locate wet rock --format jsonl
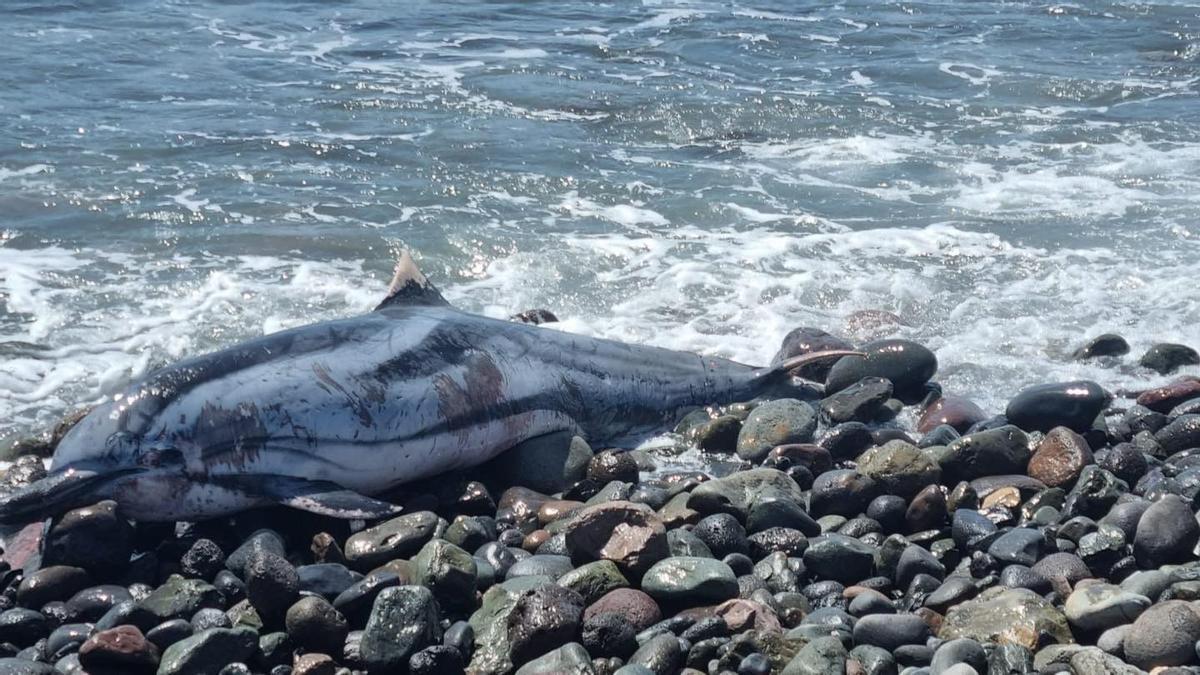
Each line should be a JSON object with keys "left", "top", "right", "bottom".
{"left": 244, "top": 552, "right": 298, "bottom": 625}
{"left": 15, "top": 566, "right": 91, "bottom": 610}
{"left": 809, "top": 470, "right": 878, "bottom": 518}
{"left": 514, "top": 642, "right": 596, "bottom": 675}
{"left": 1154, "top": 414, "right": 1200, "bottom": 455}
{"left": 855, "top": 440, "right": 940, "bottom": 499}
{"left": 583, "top": 589, "right": 661, "bottom": 631}
{"left": 626, "top": 633, "right": 682, "bottom": 675}
{"left": 1122, "top": 600, "right": 1200, "bottom": 669}
{"left": 690, "top": 415, "right": 742, "bottom": 454}
{"left": 468, "top": 577, "right": 551, "bottom": 675}
{"left": 781, "top": 635, "right": 847, "bottom": 675}
{"left": 1137, "top": 378, "right": 1200, "bottom": 413}
{"left": 918, "top": 395, "right": 988, "bottom": 435}
{"left": 820, "top": 377, "right": 893, "bottom": 424}
{"left": 78, "top": 625, "right": 159, "bottom": 674}
{"left": 641, "top": 557, "right": 738, "bottom": 607}
{"left": 156, "top": 627, "right": 257, "bottom": 675}
{"left": 588, "top": 450, "right": 639, "bottom": 485}
{"left": 0, "top": 609, "right": 49, "bottom": 647}
{"left": 940, "top": 426, "right": 1031, "bottom": 483}
{"left": 1133, "top": 494, "right": 1200, "bottom": 567}
{"left": 1140, "top": 343, "right": 1200, "bottom": 375}
{"left": 1027, "top": 427, "right": 1093, "bottom": 488}
{"left": 223, "top": 529, "right": 285, "bottom": 577}
{"left": 562, "top": 501, "right": 669, "bottom": 580}
{"left": 333, "top": 571, "right": 401, "bottom": 626}
{"left": 1073, "top": 334, "right": 1130, "bottom": 360}
{"left": 736, "top": 399, "right": 818, "bottom": 462}
{"left": 1098, "top": 443, "right": 1149, "bottom": 485}
{"left": 360, "top": 586, "right": 440, "bottom": 674}
{"left": 803, "top": 535, "right": 876, "bottom": 585}
{"left": 42, "top": 501, "right": 134, "bottom": 576}
{"left": 508, "top": 554, "right": 573, "bottom": 580}
{"left": 987, "top": 528, "right": 1046, "bottom": 567}
{"left": 581, "top": 611, "right": 638, "bottom": 659}
{"left": 556, "top": 561, "right": 629, "bottom": 606}
{"left": 1030, "top": 552, "right": 1090, "bottom": 588}
{"left": 688, "top": 468, "right": 805, "bottom": 520}
{"left": 145, "top": 620, "right": 192, "bottom": 652}
{"left": 507, "top": 584, "right": 585, "bottom": 666}
{"left": 852, "top": 613, "right": 931, "bottom": 651}
{"left": 285, "top": 595, "right": 348, "bottom": 655}
{"left": 1063, "top": 582, "right": 1150, "bottom": 632}
{"left": 138, "top": 574, "right": 223, "bottom": 623}
{"left": 692, "top": 513, "right": 749, "bottom": 558}
{"left": 939, "top": 587, "right": 1072, "bottom": 650}
{"left": 343, "top": 511, "right": 439, "bottom": 571}
{"left": 824, "top": 339, "right": 938, "bottom": 398}
{"left": 412, "top": 539, "right": 477, "bottom": 611}
{"left": 181, "top": 539, "right": 226, "bottom": 581}
{"left": 296, "top": 563, "right": 360, "bottom": 601}
{"left": 1005, "top": 381, "right": 1110, "bottom": 433}
{"left": 906, "top": 484, "right": 948, "bottom": 532}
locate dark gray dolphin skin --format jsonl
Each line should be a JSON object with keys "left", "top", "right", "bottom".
{"left": 0, "top": 253, "right": 855, "bottom": 523}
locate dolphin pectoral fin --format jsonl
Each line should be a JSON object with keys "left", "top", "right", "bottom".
{"left": 375, "top": 250, "right": 450, "bottom": 310}
{"left": 777, "top": 349, "right": 864, "bottom": 379}
{"left": 247, "top": 476, "right": 403, "bottom": 519}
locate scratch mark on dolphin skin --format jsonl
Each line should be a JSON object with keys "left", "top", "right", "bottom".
{"left": 312, "top": 363, "right": 374, "bottom": 427}
{"left": 196, "top": 402, "right": 269, "bottom": 471}
{"left": 433, "top": 351, "right": 509, "bottom": 449}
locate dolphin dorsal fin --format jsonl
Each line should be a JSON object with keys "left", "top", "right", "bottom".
{"left": 375, "top": 250, "right": 450, "bottom": 310}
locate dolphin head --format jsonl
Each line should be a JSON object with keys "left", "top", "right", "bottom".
{"left": 0, "top": 395, "right": 192, "bottom": 524}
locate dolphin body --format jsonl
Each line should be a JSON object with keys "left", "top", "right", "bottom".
{"left": 0, "top": 254, "right": 852, "bottom": 523}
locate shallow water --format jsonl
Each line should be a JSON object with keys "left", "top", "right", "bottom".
{"left": 2, "top": 0, "right": 1200, "bottom": 447}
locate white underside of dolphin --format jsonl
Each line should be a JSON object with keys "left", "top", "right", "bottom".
{"left": 0, "top": 252, "right": 856, "bottom": 523}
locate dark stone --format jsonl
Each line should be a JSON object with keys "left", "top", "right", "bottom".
{"left": 181, "top": 539, "right": 226, "bottom": 581}
{"left": 693, "top": 514, "right": 749, "bottom": 559}
{"left": 343, "top": 512, "right": 440, "bottom": 571}
{"left": 820, "top": 377, "right": 893, "bottom": 424}
{"left": 803, "top": 535, "right": 876, "bottom": 585}
{"left": 359, "top": 586, "right": 440, "bottom": 673}
{"left": 285, "top": 595, "right": 348, "bottom": 655}
{"left": 587, "top": 450, "right": 639, "bottom": 485}
{"left": 1123, "top": 600, "right": 1200, "bottom": 669}
{"left": 296, "top": 563, "right": 361, "bottom": 601}
{"left": 64, "top": 586, "right": 131, "bottom": 623}
{"left": 852, "top": 613, "right": 931, "bottom": 651}
{"left": 1134, "top": 495, "right": 1200, "bottom": 567}
{"left": 918, "top": 396, "right": 987, "bottom": 434}
{"left": 145, "top": 620, "right": 193, "bottom": 652}
{"left": 332, "top": 571, "right": 400, "bottom": 626}
{"left": 819, "top": 422, "right": 875, "bottom": 461}
{"left": 507, "top": 585, "right": 585, "bottom": 667}
{"left": 243, "top": 552, "right": 298, "bottom": 625}
{"left": 1005, "top": 381, "right": 1110, "bottom": 433}
{"left": 156, "top": 627, "right": 257, "bottom": 675}
{"left": 581, "top": 611, "right": 639, "bottom": 658}
{"left": 42, "top": 501, "right": 134, "bottom": 577}
{"left": 824, "top": 339, "right": 938, "bottom": 398}
{"left": 809, "top": 470, "right": 877, "bottom": 518}
{"left": 1098, "top": 443, "right": 1149, "bottom": 485}
{"left": 1155, "top": 415, "right": 1200, "bottom": 456}
{"left": 1073, "top": 334, "right": 1130, "bottom": 360}
{"left": 1140, "top": 343, "right": 1200, "bottom": 375}
{"left": 224, "top": 529, "right": 286, "bottom": 577}
{"left": 771, "top": 327, "right": 855, "bottom": 381}
{"left": 190, "top": 608, "right": 231, "bottom": 632}
{"left": 15, "top": 567, "right": 91, "bottom": 610}
{"left": 940, "top": 426, "right": 1031, "bottom": 483}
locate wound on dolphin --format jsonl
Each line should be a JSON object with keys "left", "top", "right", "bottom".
{"left": 0, "top": 251, "right": 858, "bottom": 524}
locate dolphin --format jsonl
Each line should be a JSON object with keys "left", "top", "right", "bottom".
{"left": 0, "top": 253, "right": 855, "bottom": 523}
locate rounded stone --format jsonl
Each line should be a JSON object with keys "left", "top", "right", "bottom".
{"left": 824, "top": 339, "right": 938, "bottom": 398}
{"left": 583, "top": 588, "right": 662, "bottom": 631}
{"left": 735, "top": 399, "right": 818, "bottom": 462}
{"left": 1123, "top": 600, "right": 1200, "bottom": 670}
{"left": 1133, "top": 495, "right": 1200, "bottom": 567}
{"left": 284, "top": 595, "right": 348, "bottom": 655}
{"left": 1073, "top": 334, "right": 1130, "bottom": 360}
{"left": 692, "top": 514, "right": 749, "bottom": 559}
{"left": 852, "top": 613, "right": 931, "bottom": 651}
{"left": 1027, "top": 427, "right": 1093, "bottom": 488}
{"left": 1005, "top": 381, "right": 1110, "bottom": 433}
{"left": 641, "top": 557, "right": 738, "bottom": 607}
{"left": 1140, "top": 343, "right": 1200, "bottom": 375}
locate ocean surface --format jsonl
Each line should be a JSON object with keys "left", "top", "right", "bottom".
{"left": 2, "top": 0, "right": 1199, "bottom": 449}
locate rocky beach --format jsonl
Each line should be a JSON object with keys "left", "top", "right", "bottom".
{"left": 1, "top": 331, "right": 1200, "bottom": 674}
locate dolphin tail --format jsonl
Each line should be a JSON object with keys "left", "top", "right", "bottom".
{"left": 776, "top": 349, "right": 863, "bottom": 382}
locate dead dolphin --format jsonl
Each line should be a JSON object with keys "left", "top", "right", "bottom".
{"left": 0, "top": 253, "right": 855, "bottom": 523}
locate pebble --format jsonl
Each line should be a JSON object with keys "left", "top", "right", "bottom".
{"left": 820, "top": 377, "right": 893, "bottom": 424}
{"left": 641, "top": 557, "right": 738, "bottom": 606}
{"left": 735, "top": 399, "right": 818, "bottom": 462}
{"left": 1073, "top": 334, "right": 1131, "bottom": 360}
{"left": 1027, "top": 426, "right": 1094, "bottom": 488}
{"left": 584, "top": 588, "right": 662, "bottom": 631}
{"left": 284, "top": 595, "right": 348, "bottom": 655}
{"left": 15, "top": 566, "right": 91, "bottom": 609}
{"left": 1063, "top": 582, "right": 1151, "bottom": 632}
{"left": 852, "top": 612, "right": 930, "bottom": 651}
{"left": 1005, "top": 380, "right": 1110, "bottom": 433}
{"left": 939, "top": 587, "right": 1072, "bottom": 650}
{"left": 1122, "top": 600, "right": 1200, "bottom": 670}
{"left": 940, "top": 426, "right": 1031, "bottom": 483}
{"left": 562, "top": 501, "right": 669, "bottom": 579}
{"left": 41, "top": 501, "right": 134, "bottom": 576}
{"left": 1139, "top": 343, "right": 1200, "bottom": 374}
{"left": 156, "top": 627, "right": 257, "bottom": 675}
{"left": 1133, "top": 495, "right": 1200, "bottom": 567}
{"left": 823, "top": 339, "right": 938, "bottom": 398}
{"left": 507, "top": 584, "right": 585, "bottom": 666}
{"left": 78, "top": 625, "right": 160, "bottom": 674}
{"left": 803, "top": 534, "right": 876, "bottom": 585}
{"left": 360, "top": 586, "right": 441, "bottom": 673}
{"left": 243, "top": 552, "right": 299, "bottom": 625}
{"left": 855, "top": 439, "right": 941, "bottom": 499}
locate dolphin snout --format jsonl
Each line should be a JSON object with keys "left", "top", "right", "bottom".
{"left": 0, "top": 464, "right": 137, "bottom": 525}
